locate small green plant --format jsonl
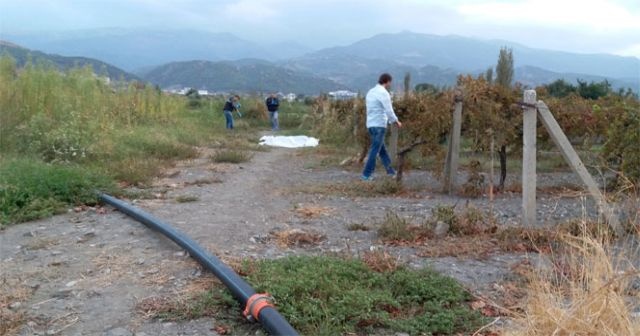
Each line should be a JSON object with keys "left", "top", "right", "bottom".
{"left": 433, "top": 205, "right": 458, "bottom": 227}
{"left": 211, "top": 150, "right": 252, "bottom": 164}
{"left": 377, "top": 211, "right": 413, "bottom": 241}
{"left": 175, "top": 195, "right": 199, "bottom": 203}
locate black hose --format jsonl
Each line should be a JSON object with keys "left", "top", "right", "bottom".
{"left": 98, "top": 193, "right": 299, "bottom": 336}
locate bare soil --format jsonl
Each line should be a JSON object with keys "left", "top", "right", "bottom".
{"left": 0, "top": 142, "right": 606, "bottom": 335}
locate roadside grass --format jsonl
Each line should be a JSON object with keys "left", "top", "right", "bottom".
{"left": 175, "top": 195, "right": 199, "bottom": 203}
{"left": 297, "top": 178, "right": 403, "bottom": 197}
{"left": 0, "top": 158, "right": 116, "bottom": 226}
{"left": 138, "top": 256, "right": 486, "bottom": 336}
{"left": 211, "top": 149, "right": 252, "bottom": 164}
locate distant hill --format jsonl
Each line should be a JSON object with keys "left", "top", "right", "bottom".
{"left": 0, "top": 40, "right": 138, "bottom": 81}
{"left": 142, "top": 59, "right": 346, "bottom": 94}
{"left": 4, "top": 29, "right": 314, "bottom": 71}
{"left": 334, "top": 64, "right": 639, "bottom": 93}
{"left": 515, "top": 66, "right": 639, "bottom": 91}
{"left": 290, "top": 31, "right": 639, "bottom": 80}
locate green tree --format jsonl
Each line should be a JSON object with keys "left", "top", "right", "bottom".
{"left": 496, "top": 47, "right": 514, "bottom": 88}
{"left": 494, "top": 47, "right": 515, "bottom": 189}
{"left": 577, "top": 79, "right": 611, "bottom": 100}
{"left": 414, "top": 83, "right": 440, "bottom": 95}
{"left": 484, "top": 67, "right": 494, "bottom": 83}
{"left": 403, "top": 72, "right": 411, "bottom": 99}
{"left": 545, "top": 79, "right": 577, "bottom": 98}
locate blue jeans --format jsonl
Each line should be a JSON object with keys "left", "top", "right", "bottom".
{"left": 362, "top": 127, "right": 395, "bottom": 178}
{"left": 269, "top": 111, "right": 279, "bottom": 131}
{"left": 224, "top": 110, "right": 234, "bottom": 129}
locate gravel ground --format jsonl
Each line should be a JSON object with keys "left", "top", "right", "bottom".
{"left": 0, "top": 142, "right": 615, "bottom": 335}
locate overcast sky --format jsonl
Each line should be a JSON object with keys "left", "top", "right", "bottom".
{"left": 1, "top": 0, "right": 639, "bottom": 57}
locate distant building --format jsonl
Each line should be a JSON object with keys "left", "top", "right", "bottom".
{"left": 284, "top": 93, "right": 297, "bottom": 102}
{"left": 328, "top": 90, "right": 358, "bottom": 100}
{"left": 197, "top": 89, "right": 209, "bottom": 96}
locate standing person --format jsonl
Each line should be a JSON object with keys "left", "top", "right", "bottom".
{"left": 361, "top": 73, "right": 402, "bottom": 181}
{"left": 265, "top": 93, "right": 280, "bottom": 131}
{"left": 223, "top": 95, "right": 241, "bottom": 130}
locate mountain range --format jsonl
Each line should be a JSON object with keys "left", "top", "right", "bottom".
{"left": 143, "top": 60, "right": 345, "bottom": 94}
{"left": 3, "top": 28, "right": 313, "bottom": 71}
{"left": 0, "top": 40, "right": 138, "bottom": 81}
{"left": 2, "top": 29, "right": 638, "bottom": 94}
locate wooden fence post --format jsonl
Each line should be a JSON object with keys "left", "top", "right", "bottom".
{"left": 388, "top": 123, "right": 398, "bottom": 166}
{"left": 522, "top": 90, "right": 537, "bottom": 227}
{"left": 536, "top": 101, "right": 622, "bottom": 235}
{"left": 443, "top": 90, "right": 463, "bottom": 194}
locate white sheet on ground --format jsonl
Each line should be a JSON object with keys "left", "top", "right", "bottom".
{"left": 259, "top": 135, "right": 319, "bottom": 148}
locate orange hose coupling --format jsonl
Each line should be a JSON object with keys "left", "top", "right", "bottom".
{"left": 243, "top": 293, "right": 275, "bottom": 322}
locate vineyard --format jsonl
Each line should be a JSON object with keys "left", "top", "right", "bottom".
{"left": 312, "top": 74, "right": 640, "bottom": 191}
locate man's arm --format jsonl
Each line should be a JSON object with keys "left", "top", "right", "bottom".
{"left": 381, "top": 91, "right": 400, "bottom": 126}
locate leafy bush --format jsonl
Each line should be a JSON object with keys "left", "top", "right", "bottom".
{"left": 604, "top": 103, "right": 640, "bottom": 186}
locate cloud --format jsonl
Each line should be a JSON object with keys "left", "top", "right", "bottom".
{"left": 456, "top": 0, "right": 640, "bottom": 32}
{"left": 224, "top": 0, "right": 279, "bottom": 23}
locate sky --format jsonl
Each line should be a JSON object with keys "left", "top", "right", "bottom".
{"left": 0, "top": 0, "right": 639, "bottom": 58}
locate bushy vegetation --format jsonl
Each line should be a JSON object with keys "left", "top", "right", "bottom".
{"left": 0, "top": 55, "right": 314, "bottom": 225}
{"left": 242, "top": 256, "right": 485, "bottom": 335}
{"left": 0, "top": 57, "right": 209, "bottom": 224}
{"left": 140, "top": 256, "right": 485, "bottom": 335}
{"left": 0, "top": 159, "right": 115, "bottom": 224}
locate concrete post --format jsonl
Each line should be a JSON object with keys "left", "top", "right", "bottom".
{"left": 522, "top": 90, "right": 537, "bottom": 227}
{"left": 536, "top": 101, "right": 622, "bottom": 235}
{"left": 443, "top": 90, "right": 463, "bottom": 194}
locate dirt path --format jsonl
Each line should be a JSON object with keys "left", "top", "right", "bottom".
{"left": 1, "top": 141, "right": 600, "bottom": 335}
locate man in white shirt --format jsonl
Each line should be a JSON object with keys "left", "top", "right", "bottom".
{"left": 361, "top": 73, "right": 402, "bottom": 180}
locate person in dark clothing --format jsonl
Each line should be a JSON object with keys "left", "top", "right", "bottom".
{"left": 223, "top": 95, "right": 241, "bottom": 129}
{"left": 265, "top": 93, "right": 280, "bottom": 131}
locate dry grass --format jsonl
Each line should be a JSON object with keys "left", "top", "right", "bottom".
{"left": 184, "top": 177, "right": 223, "bottom": 186}
{"left": 136, "top": 274, "right": 223, "bottom": 321}
{"left": 296, "top": 178, "right": 404, "bottom": 197}
{"left": 346, "top": 223, "right": 370, "bottom": 231}
{"left": 271, "top": 228, "right": 326, "bottom": 248}
{"left": 418, "top": 236, "right": 499, "bottom": 258}
{"left": 294, "top": 205, "right": 333, "bottom": 218}
{"left": 90, "top": 251, "right": 137, "bottom": 287}
{"left": 361, "top": 250, "right": 400, "bottom": 272}
{"left": 506, "top": 233, "right": 640, "bottom": 336}
{"left": 0, "top": 279, "right": 34, "bottom": 335}
{"left": 210, "top": 150, "right": 252, "bottom": 164}
{"left": 23, "top": 237, "right": 59, "bottom": 250}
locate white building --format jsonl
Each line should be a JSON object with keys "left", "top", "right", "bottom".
{"left": 328, "top": 90, "right": 358, "bottom": 100}
{"left": 284, "top": 93, "right": 297, "bottom": 102}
